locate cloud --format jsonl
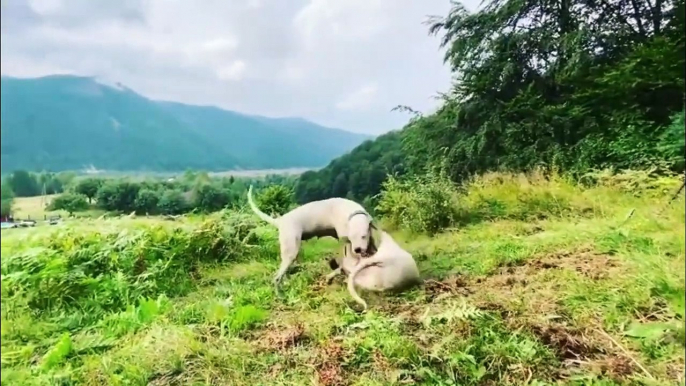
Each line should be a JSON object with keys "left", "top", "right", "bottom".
{"left": 336, "top": 83, "right": 379, "bottom": 111}
{"left": 0, "top": 0, "right": 478, "bottom": 134}
{"left": 217, "top": 60, "right": 247, "bottom": 81}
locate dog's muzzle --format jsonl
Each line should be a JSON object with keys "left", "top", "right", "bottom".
{"left": 356, "top": 248, "right": 371, "bottom": 258}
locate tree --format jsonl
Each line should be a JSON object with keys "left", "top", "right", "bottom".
{"left": 294, "top": 0, "right": 684, "bottom": 202}
{"left": 193, "top": 183, "right": 231, "bottom": 212}
{"left": 48, "top": 193, "right": 89, "bottom": 215}
{"left": 56, "top": 171, "right": 77, "bottom": 190}
{"left": 158, "top": 190, "right": 188, "bottom": 215}
{"left": 293, "top": 131, "right": 406, "bottom": 203}
{"left": 255, "top": 185, "right": 294, "bottom": 216}
{"left": 331, "top": 173, "right": 348, "bottom": 198}
{"left": 1, "top": 183, "right": 14, "bottom": 218}
{"left": 6, "top": 170, "right": 40, "bottom": 197}
{"left": 74, "top": 178, "right": 103, "bottom": 203}
{"left": 134, "top": 189, "right": 160, "bottom": 214}
{"left": 95, "top": 181, "right": 140, "bottom": 212}
{"left": 36, "top": 172, "right": 64, "bottom": 195}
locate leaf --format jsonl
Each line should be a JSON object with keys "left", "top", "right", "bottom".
{"left": 41, "top": 333, "right": 73, "bottom": 370}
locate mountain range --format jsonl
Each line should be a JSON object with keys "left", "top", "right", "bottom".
{"left": 0, "top": 75, "right": 371, "bottom": 173}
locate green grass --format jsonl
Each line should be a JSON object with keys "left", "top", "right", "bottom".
{"left": 1, "top": 171, "right": 684, "bottom": 385}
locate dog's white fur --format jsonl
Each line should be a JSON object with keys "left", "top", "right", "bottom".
{"left": 247, "top": 185, "right": 374, "bottom": 291}
{"left": 334, "top": 231, "right": 421, "bottom": 310}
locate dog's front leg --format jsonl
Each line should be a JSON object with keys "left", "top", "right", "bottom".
{"left": 325, "top": 267, "right": 342, "bottom": 284}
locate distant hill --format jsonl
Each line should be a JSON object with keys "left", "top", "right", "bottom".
{"left": 0, "top": 75, "right": 371, "bottom": 173}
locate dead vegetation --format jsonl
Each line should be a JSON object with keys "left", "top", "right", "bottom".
{"left": 256, "top": 322, "right": 308, "bottom": 352}
{"left": 373, "top": 246, "right": 656, "bottom": 382}
{"left": 315, "top": 341, "right": 348, "bottom": 386}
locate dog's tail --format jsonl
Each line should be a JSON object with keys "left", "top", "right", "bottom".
{"left": 347, "top": 257, "right": 382, "bottom": 311}
{"left": 247, "top": 185, "right": 278, "bottom": 226}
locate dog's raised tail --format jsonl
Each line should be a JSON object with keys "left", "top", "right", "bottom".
{"left": 247, "top": 185, "right": 278, "bottom": 226}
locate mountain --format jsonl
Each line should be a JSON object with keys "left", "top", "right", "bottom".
{"left": 0, "top": 75, "right": 371, "bottom": 173}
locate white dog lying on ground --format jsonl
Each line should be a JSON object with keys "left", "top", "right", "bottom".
{"left": 327, "top": 230, "right": 421, "bottom": 310}
{"left": 247, "top": 185, "right": 376, "bottom": 293}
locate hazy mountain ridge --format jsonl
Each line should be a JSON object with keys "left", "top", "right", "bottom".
{"left": 0, "top": 75, "right": 371, "bottom": 173}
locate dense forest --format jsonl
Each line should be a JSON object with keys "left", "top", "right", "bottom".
{"left": 295, "top": 0, "right": 685, "bottom": 204}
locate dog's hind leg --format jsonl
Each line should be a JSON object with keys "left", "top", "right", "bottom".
{"left": 273, "top": 232, "right": 301, "bottom": 293}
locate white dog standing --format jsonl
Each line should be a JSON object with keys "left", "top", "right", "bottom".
{"left": 330, "top": 230, "right": 421, "bottom": 310}
{"left": 247, "top": 185, "right": 375, "bottom": 292}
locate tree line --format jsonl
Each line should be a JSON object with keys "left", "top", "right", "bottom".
{"left": 1, "top": 170, "right": 72, "bottom": 218}
{"left": 1, "top": 170, "right": 297, "bottom": 218}
{"left": 2, "top": 170, "right": 71, "bottom": 197}
{"left": 294, "top": 0, "right": 685, "bottom": 204}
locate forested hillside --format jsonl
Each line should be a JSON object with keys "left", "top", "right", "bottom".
{"left": 295, "top": 0, "right": 685, "bottom": 204}
{"left": 0, "top": 76, "right": 370, "bottom": 173}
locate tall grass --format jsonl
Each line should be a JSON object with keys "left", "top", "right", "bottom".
{"left": 377, "top": 168, "right": 684, "bottom": 234}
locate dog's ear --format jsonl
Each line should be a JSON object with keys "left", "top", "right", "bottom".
{"left": 368, "top": 229, "right": 379, "bottom": 255}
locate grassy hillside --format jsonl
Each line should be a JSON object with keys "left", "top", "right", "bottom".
{"left": 0, "top": 75, "right": 370, "bottom": 173}
{"left": 2, "top": 171, "right": 683, "bottom": 385}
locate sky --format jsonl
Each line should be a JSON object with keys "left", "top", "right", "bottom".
{"left": 0, "top": 0, "right": 470, "bottom": 135}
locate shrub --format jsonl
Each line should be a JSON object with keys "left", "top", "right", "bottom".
{"left": 48, "top": 193, "right": 89, "bottom": 215}
{"left": 1, "top": 217, "right": 275, "bottom": 319}
{"left": 193, "top": 183, "right": 231, "bottom": 212}
{"left": 255, "top": 184, "right": 295, "bottom": 216}
{"left": 1, "top": 183, "right": 14, "bottom": 217}
{"left": 158, "top": 190, "right": 189, "bottom": 215}
{"left": 96, "top": 181, "right": 140, "bottom": 213}
{"left": 658, "top": 111, "right": 685, "bottom": 171}
{"left": 134, "top": 189, "right": 160, "bottom": 214}
{"left": 376, "top": 172, "right": 460, "bottom": 235}
{"left": 456, "top": 170, "right": 579, "bottom": 222}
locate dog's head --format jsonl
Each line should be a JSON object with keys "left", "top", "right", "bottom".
{"left": 347, "top": 210, "right": 376, "bottom": 257}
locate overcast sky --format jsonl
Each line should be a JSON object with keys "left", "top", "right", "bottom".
{"left": 0, "top": 0, "right": 471, "bottom": 135}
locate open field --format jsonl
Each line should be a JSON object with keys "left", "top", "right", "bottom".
{"left": 1, "top": 171, "right": 684, "bottom": 385}
{"left": 10, "top": 195, "right": 109, "bottom": 222}
{"left": 10, "top": 194, "right": 63, "bottom": 220}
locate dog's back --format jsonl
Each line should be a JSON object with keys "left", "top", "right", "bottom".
{"left": 349, "top": 231, "right": 420, "bottom": 292}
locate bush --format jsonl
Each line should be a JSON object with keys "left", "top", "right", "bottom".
{"left": 0, "top": 217, "right": 275, "bottom": 318}
{"left": 658, "top": 111, "right": 685, "bottom": 171}
{"left": 255, "top": 184, "right": 295, "bottom": 216}
{"left": 96, "top": 181, "right": 141, "bottom": 213}
{"left": 456, "top": 170, "right": 580, "bottom": 222}
{"left": 379, "top": 169, "right": 685, "bottom": 232}
{"left": 1, "top": 183, "right": 14, "bottom": 217}
{"left": 193, "top": 183, "right": 231, "bottom": 212}
{"left": 376, "top": 172, "right": 460, "bottom": 235}
{"left": 134, "top": 189, "right": 160, "bottom": 214}
{"left": 48, "top": 193, "right": 89, "bottom": 215}
{"left": 158, "top": 190, "right": 189, "bottom": 215}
